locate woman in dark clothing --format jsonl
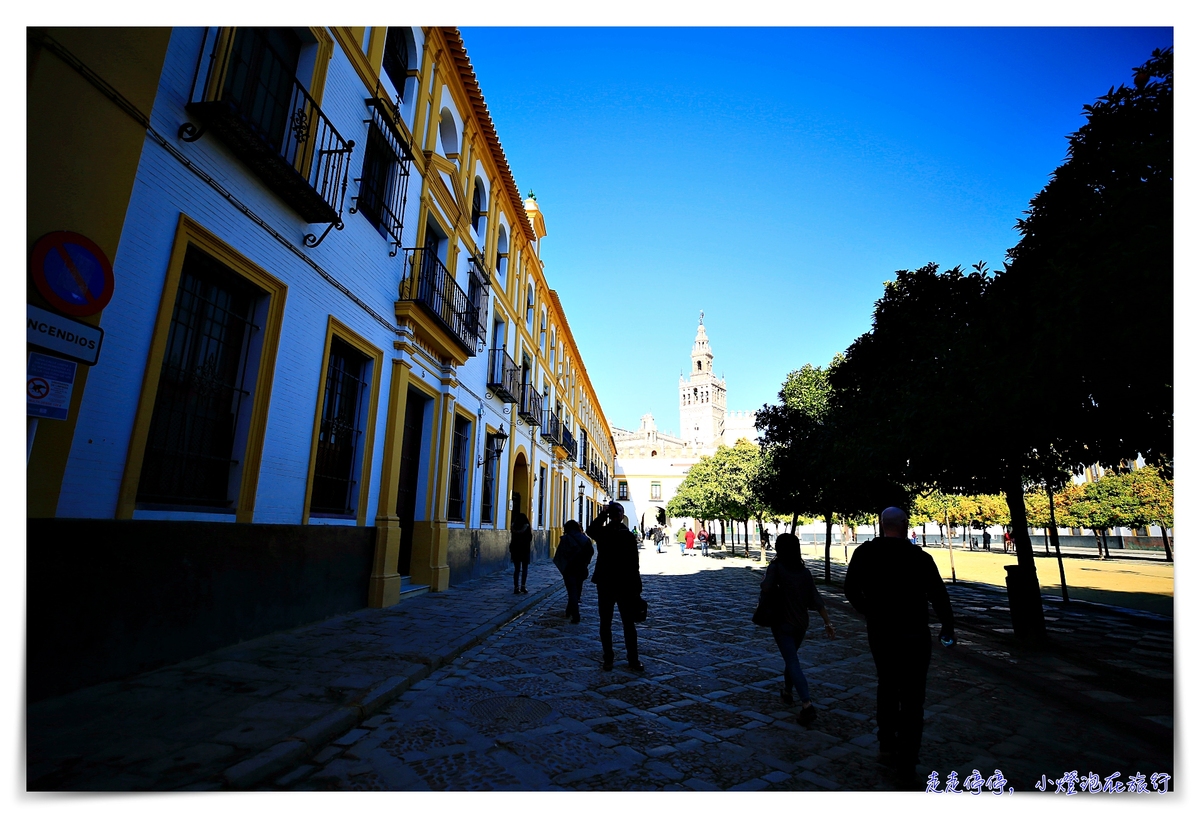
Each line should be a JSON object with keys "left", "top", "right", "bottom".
{"left": 510, "top": 510, "right": 533, "bottom": 594}
{"left": 761, "top": 533, "right": 836, "bottom": 725}
{"left": 555, "top": 519, "right": 595, "bottom": 623}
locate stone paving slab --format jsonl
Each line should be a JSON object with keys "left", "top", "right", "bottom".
{"left": 276, "top": 548, "right": 1172, "bottom": 791}
{"left": 27, "top": 562, "right": 562, "bottom": 791}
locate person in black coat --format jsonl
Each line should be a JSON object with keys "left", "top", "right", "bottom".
{"left": 510, "top": 510, "right": 533, "bottom": 594}
{"left": 586, "top": 502, "right": 644, "bottom": 671}
{"left": 555, "top": 519, "right": 594, "bottom": 623}
{"left": 844, "top": 506, "right": 955, "bottom": 784}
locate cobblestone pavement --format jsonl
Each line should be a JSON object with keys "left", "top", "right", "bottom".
{"left": 279, "top": 548, "right": 1173, "bottom": 792}
{"left": 27, "top": 562, "right": 563, "bottom": 791}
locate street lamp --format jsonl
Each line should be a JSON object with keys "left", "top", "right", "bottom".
{"left": 577, "top": 480, "right": 585, "bottom": 522}
{"left": 476, "top": 423, "right": 508, "bottom": 467}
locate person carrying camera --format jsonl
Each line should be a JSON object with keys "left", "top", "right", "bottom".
{"left": 587, "top": 501, "right": 644, "bottom": 672}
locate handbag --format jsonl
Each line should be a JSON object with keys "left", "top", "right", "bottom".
{"left": 633, "top": 596, "right": 648, "bottom": 623}
{"left": 752, "top": 570, "right": 780, "bottom": 627}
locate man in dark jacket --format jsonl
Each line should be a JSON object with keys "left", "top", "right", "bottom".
{"left": 587, "top": 502, "right": 644, "bottom": 671}
{"left": 844, "top": 506, "right": 954, "bottom": 784}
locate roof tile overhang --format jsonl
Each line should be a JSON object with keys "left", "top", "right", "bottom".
{"left": 439, "top": 27, "right": 536, "bottom": 245}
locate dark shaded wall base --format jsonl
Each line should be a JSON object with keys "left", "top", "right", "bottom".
{"left": 27, "top": 520, "right": 374, "bottom": 703}
{"left": 446, "top": 528, "right": 550, "bottom": 586}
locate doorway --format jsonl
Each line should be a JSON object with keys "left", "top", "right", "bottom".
{"left": 396, "top": 387, "right": 428, "bottom": 577}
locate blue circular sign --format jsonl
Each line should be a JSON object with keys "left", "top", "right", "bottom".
{"left": 31, "top": 231, "right": 115, "bottom": 317}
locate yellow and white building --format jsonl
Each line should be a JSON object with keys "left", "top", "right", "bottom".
{"left": 26, "top": 26, "right": 614, "bottom": 700}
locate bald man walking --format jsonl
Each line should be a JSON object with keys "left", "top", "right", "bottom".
{"left": 844, "top": 506, "right": 955, "bottom": 786}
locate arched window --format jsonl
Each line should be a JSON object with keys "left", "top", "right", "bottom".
{"left": 526, "top": 285, "right": 535, "bottom": 331}
{"left": 496, "top": 225, "right": 509, "bottom": 282}
{"left": 438, "top": 108, "right": 459, "bottom": 156}
{"left": 549, "top": 329, "right": 556, "bottom": 369}
{"left": 696, "top": 360, "right": 702, "bottom": 372}
{"left": 382, "top": 27, "right": 412, "bottom": 103}
{"left": 539, "top": 312, "right": 547, "bottom": 354}
{"left": 471, "top": 178, "right": 485, "bottom": 234}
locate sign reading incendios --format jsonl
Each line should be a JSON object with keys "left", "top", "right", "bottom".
{"left": 28, "top": 352, "right": 78, "bottom": 421}
{"left": 27, "top": 303, "right": 103, "bottom": 365}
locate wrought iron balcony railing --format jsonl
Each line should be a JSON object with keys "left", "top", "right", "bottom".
{"left": 518, "top": 384, "right": 542, "bottom": 426}
{"left": 560, "top": 425, "right": 577, "bottom": 461}
{"left": 541, "top": 409, "right": 563, "bottom": 445}
{"left": 486, "top": 348, "right": 520, "bottom": 403}
{"left": 181, "top": 28, "right": 354, "bottom": 236}
{"left": 467, "top": 255, "right": 490, "bottom": 347}
{"left": 399, "top": 247, "right": 482, "bottom": 356}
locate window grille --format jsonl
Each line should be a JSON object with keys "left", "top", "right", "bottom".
{"left": 447, "top": 416, "right": 470, "bottom": 521}
{"left": 310, "top": 338, "right": 369, "bottom": 515}
{"left": 137, "top": 247, "right": 261, "bottom": 506}
{"left": 353, "top": 100, "right": 413, "bottom": 255}
{"left": 481, "top": 432, "right": 500, "bottom": 524}
{"left": 538, "top": 465, "right": 547, "bottom": 527}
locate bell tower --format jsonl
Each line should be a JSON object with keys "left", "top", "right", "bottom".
{"left": 679, "top": 311, "right": 726, "bottom": 449}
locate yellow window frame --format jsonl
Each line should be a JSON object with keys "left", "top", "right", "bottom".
{"left": 117, "top": 214, "right": 287, "bottom": 522}
{"left": 301, "top": 316, "right": 384, "bottom": 526}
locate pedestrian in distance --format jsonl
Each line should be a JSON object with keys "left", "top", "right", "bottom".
{"left": 587, "top": 501, "right": 645, "bottom": 672}
{"left": 983, "top": 530, "right": 992, "bottom": 551}
{"left": 685, "top": 528, "right": 695, "bottom": 554}
{"left": 755, "top": 533, "right": 836, "bottom": 726}
{"left": 698, "top": 528, "right": 709, "bottom": 557}
{"left": 910, "top": 529, "right": 918, "bottom": 545}
{"left": 677, "top": 525, "right": 687, "bottom": 555}
{"left": 554, "top": 519, "right": 594, "bottom": 623}
{"left": 510, "top": 508, "right": 533, "bottom": 594}
{"left": 762, "top": 529, "right": 772, "bottom": 553}
{"left": 844, "top": 506, "right": 955, "bottom": 788}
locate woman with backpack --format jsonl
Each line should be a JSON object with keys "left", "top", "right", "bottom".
{"left": 554, "top": 520, "right": 595, "bottom": 623}
{"left": 757, "top": 533, "right": 837, "bottom": 725}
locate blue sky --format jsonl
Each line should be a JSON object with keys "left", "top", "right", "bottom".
{"left": 459, "top": 27, "right": 1172, "bottom": 435}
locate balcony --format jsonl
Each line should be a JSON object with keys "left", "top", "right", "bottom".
{"left": 541, "top": 409, "right": 562, "bottom": 446}
{"left": 467, "top": 255, "right": 490, "bottom": 348}
{"left": 518, "top": 384, "right": 542, "bottom": 426}
{"left": 182, "top": 28, "right": 353, "bottom": 227}
{"left": 486, "top": 348, "right": 520, "bottom": 403}
{"left": 560, "top": 425, "right": 577, "bottom": 461}
{"left": 399, "top": 247, "right": 482, "bottom": 357}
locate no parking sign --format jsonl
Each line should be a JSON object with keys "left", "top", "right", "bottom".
{"left": 30, "top": 231, "right": 115, "bottom": 317}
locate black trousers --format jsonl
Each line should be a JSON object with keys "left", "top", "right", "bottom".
{"left": 597, "top": 588, "right": 639, "bottom": 662}
{"left": 513, "top": 561, "right": 529, "bottom": 589}
{"left": 565, "top": 575, "right": 584, "bottom": 619}
{"left": 868, "top": 630, "right": 932, "bottom": 765}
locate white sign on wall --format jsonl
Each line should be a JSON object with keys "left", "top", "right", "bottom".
{"left": 28, "top": 352, "right": 78, "bottom": 421}
{"left": 27, "top": 303, "right": 103, "bottom": 365}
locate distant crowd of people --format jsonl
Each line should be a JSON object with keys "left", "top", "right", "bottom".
{"left": 510, "top": 501, "right": 955, "bottom": 788}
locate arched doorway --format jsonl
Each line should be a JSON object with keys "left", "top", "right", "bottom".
{"left": 511, "top": 452, "right": 529, "bottom": 520}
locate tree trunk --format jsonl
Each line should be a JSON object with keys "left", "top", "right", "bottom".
{"left": 1047, "top": 485, "right": 1069, "bottom": 604}
{"left": 1101, "top": 529, "right": 1111, "bottom": 559}
{"left": 790, "top": 512, "right": 798, "bottom": 534}
{"left": 1003, "top": 469, "right": 1045, "bottom": 640}
{"left": 824, "top": 512, "right": 833, "bottom": 584}
{"left": 1094, "top": 529, "right": 1105, "bottom": 560}
{"left": 1159, "top": 524, "right": 1173, "bottom": 562}
{"left": 1044, "top": 528, "right": 1049, "bottom": 554}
